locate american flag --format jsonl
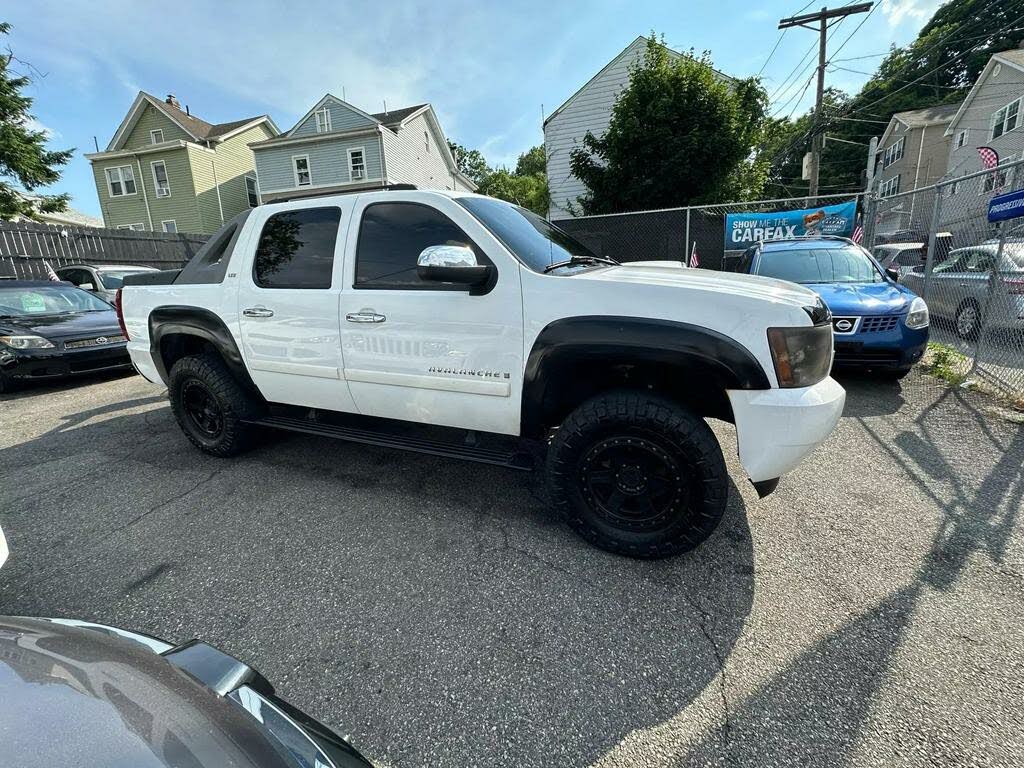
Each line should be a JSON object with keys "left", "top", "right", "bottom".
{"left": 43, "top": 259, "right": 60, "bottom": 281}
{"left": 978, "top": 146, "right": 999, "bottom": 170}
{"left": 852, "top": 223, "right": 864, "bottom": 243}
{"left": 689, "top": 241, "right": 700, "bottom": 268}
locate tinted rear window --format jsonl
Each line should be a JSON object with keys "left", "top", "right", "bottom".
{"left": 254, "top": 207, "right": 340, "bottom": 289}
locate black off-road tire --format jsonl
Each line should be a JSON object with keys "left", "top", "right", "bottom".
{"left": 546, "top": 391, "right": 729, "bottom": 559}
{"left": 168, "top": 352, "right": 262, "bottom": 457}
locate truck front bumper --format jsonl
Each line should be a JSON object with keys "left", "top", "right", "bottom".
{"left": 727, "top": 377, "right": 845, "bottom": 484}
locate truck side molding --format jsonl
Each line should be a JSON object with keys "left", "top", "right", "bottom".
{"left": 521, "top": 316, "right": 771, "bottom": 437}
{"left": 148, "top": 306, "right": 261, "bottom": 396}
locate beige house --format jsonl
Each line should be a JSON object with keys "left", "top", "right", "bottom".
{"left": 873, "top": 103, "right": 960, "bottom": 236}
{"left": 86, "top": 92, "right": 279, "bottom": 234}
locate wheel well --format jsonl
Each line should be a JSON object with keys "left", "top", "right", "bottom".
{"left": 527, "top": 356, "right": 737, "bottom": 438}
{"left": 158, "top": 332, "right": 218, "bottom": 375}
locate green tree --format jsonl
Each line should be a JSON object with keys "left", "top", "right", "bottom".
{"left": 477, "top": 166, "right": 549, "bottom": 216}
{"left": 0, "top": 23, "right": 71, "bottom": 220}
{"left": 514, "top": 145, "right": 546, "bottom": 177}
{"left": 569, "top": 36, "right": 768, "bottom": 213}
{"left": 447, "top": 141, "right": 491, "bottom": 186}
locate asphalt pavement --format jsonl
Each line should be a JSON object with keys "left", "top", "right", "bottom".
{"left": 0, "top": 369, "right": 1022, "bottom": 767}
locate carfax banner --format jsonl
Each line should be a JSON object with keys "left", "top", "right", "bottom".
{"left": 724, "top": 199, "right": 858, "bottom": 249}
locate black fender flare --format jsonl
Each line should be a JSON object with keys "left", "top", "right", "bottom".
{"left": 148, "top": 306, "right": 261, "bottom": 397}
{"left": 520, "top": 316, "right": 770, "bottom": 437}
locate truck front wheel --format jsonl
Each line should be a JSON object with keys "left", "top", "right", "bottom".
{"left": 168, "top": 352, "right": 261, "bottom": 457}
{"left": 546, "top": 391, "right": 728, "bottom": 558}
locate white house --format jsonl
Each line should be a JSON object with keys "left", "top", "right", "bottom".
{"left": 543, "top": 36, "right": 730, "bottom": 220}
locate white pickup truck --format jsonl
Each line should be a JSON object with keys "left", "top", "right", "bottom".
{"left": 119, "top": 189, "right": 845, "bottom": 558}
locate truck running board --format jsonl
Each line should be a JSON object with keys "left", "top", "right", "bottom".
{"left": 247, "top": 415, "right": 536, "bottom": 470}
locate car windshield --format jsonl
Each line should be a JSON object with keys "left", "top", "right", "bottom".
{"left": 0, "top": 285, "right": 112, "bottom": 317}
{"left": 97, "top": 270, "right": 148, "bottom": 289}
{"left": 756, "top": 245, "right": 882, "bottom": 284}
{"left": 456, "top": 196, "right": 602, "bottom": 273}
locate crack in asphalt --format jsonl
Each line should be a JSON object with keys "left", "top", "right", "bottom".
{"left": 680, "top": 589, "right": 734, "bottom": 757}
{"left": 122, "top": 466, "right": 227, "bottom": 530}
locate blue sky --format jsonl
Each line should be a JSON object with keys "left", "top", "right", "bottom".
{"left": 10, "top": 0, "right": 941, "bottom": 219}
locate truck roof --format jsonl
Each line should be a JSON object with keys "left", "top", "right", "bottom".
{"left": 760, "top": 236, "right": 858, "bottom": 251}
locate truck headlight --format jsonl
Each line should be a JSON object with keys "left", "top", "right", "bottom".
{"left": 905, "top": 297, "right": 929, "bottom": 329}
{"left": 766, "top": 325, "right": 832, "bottom": 388}
{"left": 0, "top": 335, "right": 55, "bottom": 350}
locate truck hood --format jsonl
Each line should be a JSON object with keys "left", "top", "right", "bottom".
{"left": 804, "top": 281, "right": 914, "bottom": 316}
{"left": 577, "top": 263, "right": 821, "bottom": 310}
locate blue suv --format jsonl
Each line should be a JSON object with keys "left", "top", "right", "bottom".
{"left": 737, "top": 236, "right": 930, "bottom": 378}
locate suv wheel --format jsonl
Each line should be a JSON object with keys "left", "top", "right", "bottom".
{"left": 168, "top": 353, "right": 262, "bottom": 456}
{"left": 955, "top": 300, "right": 981, "bottom": 341}
{"left": 546, "top": 391, "right": 728, "bottom": 558}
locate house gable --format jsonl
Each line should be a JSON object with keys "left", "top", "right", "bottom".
{"left": 946, "top": 52, "right": 1024, "bottom": 135}
{"left": 289, "top": 94, "right": 380, "bottom": 138}
{"left": 122, "top": 103, "right": 192, "bottom": 149}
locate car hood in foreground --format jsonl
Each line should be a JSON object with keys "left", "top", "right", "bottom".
{"left": 0, "top": 310, "right": 122, "bottom": 340}
{"left": 803, "top": 281, "right": 915, "bottom": 316}
{"left": 0, "top": 616, "right": 372, "bottom": 768}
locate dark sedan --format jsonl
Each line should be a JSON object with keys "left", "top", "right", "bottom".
{"left": 0, "top": 280, "right": 132, "bottom": 392}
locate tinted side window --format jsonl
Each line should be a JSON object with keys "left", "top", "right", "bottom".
{"left": 355, "top": 202, "right": 488, "bottom": 288}
{"left": 254, "top": 207, "right": 340, "bottom": 289}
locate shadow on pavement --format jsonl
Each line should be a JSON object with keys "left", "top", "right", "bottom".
{"left": 833, "top": 371, "right": 907, "bottom": 418}
{"left": 0, "top": 402, "right": 758, "bottom": 767}
{"left": 671, "top": 381, "right": 1024, "bottom": 766}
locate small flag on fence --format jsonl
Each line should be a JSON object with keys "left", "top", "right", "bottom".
{"left": 689, "top": 241, "right": 700, "bottom": 268}
{"left": 852, "top": 222, "right": 863, "bottom": 244}
{"left": 42, "top": 259, "right": 60, "bottom": 282}
{"left": 978, "top": 146, "right": 999, "bottom": 170}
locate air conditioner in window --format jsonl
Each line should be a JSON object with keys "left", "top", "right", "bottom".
{"left": 352, "top": 170, "right": 364, "bottom": 180}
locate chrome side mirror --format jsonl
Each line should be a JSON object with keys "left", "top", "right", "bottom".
{"left": 884, "top": 266, "right": 899, "bottom": 283}
{"left": 416, "top": 245, "right": 492, "bottom": 288}
{"left": 79, "top": 282, "right": 95, "bottom": 291}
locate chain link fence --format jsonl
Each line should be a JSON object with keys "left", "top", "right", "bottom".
{"left": 863, "top": 157, "right": 1024, "bottom": 401}
{"left": 555, "top": 182, "right": 1023, "bottom": 403}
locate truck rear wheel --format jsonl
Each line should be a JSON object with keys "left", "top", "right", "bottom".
{"left": 546, "top": 391, "right": 728, "bottom": 558}
{"left": 168, "top": 352, "right": 262, "bottom": 457}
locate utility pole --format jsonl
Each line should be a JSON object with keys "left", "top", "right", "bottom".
{"left": 778, "top": 3, "right": 873, "bottom": 198}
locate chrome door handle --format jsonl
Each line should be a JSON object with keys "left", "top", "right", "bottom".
{"left": 242, "top": 307, "right": 274, "bottom": 318}
{"left": 346, "top": 312, "right": 386, "bottom": 324}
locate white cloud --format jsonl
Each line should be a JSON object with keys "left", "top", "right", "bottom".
{"left": 882, "top": 0, "right": 942, "bottom": 27}
{"left": 23, "top": 116, "right": 61, "bottom": 140}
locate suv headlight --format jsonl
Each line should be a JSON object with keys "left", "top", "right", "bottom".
{"left": 905, "top": 296, "right": 929, "bottom": 329}
{"left": 0, "top": 335, "right": 55, "bottom": 350}
{"left": 767, "top": 324, "right": 833, "bottom": 388}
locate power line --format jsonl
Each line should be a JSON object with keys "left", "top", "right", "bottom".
{"left": 828, "top": 0, "right": 884, "bottom": 61}
{"left": 758, "top": 0, "right": 817, "bottom": 76}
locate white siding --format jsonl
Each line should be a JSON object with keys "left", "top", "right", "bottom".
{"left": 380, "top": 112, "right": 460, "bottom": 190}
{"left": 253, "top": 134, "right": 383, "bottom": 192}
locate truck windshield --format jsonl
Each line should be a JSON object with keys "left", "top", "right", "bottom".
{"left": 456, "top": 196, "right": 601, "bottom": 273}
{"left": 755, "top": 245, "right": 883, "bottom": 284}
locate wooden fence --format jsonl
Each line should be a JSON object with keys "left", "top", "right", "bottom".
{"left": 0, "top": 221, "right": 208, "bottom": 280}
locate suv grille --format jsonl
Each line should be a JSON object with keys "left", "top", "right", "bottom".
{"left": 64, "top": 334, "right": 127, "bottom": 350}
{"left": 859, "top": 315, "right": 900, "bottom": 333}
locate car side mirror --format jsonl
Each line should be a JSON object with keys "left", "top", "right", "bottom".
{"left": 884, "top": 267, "right": 899, "bottom": 283}
{"left": 417, "top": 245, "right": 492, "bottom": 288}
{"left": 79, "top": 282, "right": 95, "bottom": 291}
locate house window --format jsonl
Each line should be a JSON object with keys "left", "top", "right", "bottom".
{"left": 424, "top": 131, "right": 430, "bottom": 153}
{"left": 151, "top": 161, "right": 171, "bottom": 197}
{"left": 105, "top": 165, "right": 137, "bottom": 197}
{"left": 955, "top": 129, "right": 968, "bottom": 149}
{"left": 992, "top": 98, "right": 1020, "bottom": 139}
{"left": 162, "top": 220, "right": 177, "bottom": 233}
{"left": 315, "top": 107, "right": 332, "bottom": 133}
{"left": 882, "top": 137, "right": 905, "bottom": 168}
{"left": 246, "top": 176, "right": 259, "bottom": 207}
{"left": 293, "top": 155, "right": 311, "bottom": 186}
{"left": 150, "top": 129, "right": 164, "bottom": 144}
{"left": 982, "top": 158, "right": 1010, "bottom": 193}
{"left": 879, "top": 175, "right": 901, "bottom": 198}
{"left": 117, "top": 222, "right": 146, "bottom": 231}
{"left": 348, "top": 148, "right": 366, "bottom": 181}
{"left": 946, "top": 180, "right": 960, "bottom": 197}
